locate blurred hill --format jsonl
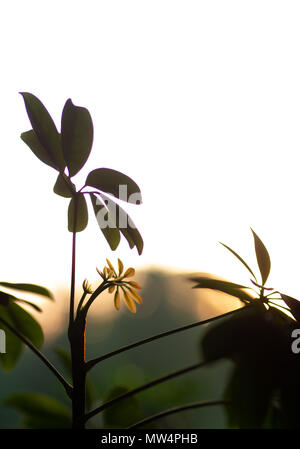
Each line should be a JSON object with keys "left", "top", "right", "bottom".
{"left": 0, "top": 268, "right": 236, "bottom": 429}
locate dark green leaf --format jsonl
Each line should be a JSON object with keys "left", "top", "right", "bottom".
{"left": 95, "top": 192, "right": 143, "bottom": 254}
{"left": 280, "top": 293, "right": 300, "bottom": 322}
{"left": 90, "top": 193, "right": 121, "bottom": 250}
{"left": 0, "top": 282, "right": 53, "bottom": 300}
{"left": 86, "top": 168, "right": 142, "bottom": 204}
{"left": 4, "top": 393, "right": 71, "bottom": 429}
{"left": 12, "top": 298, "right": 42, "bottom": 313}
{"left": 277, "top": 358, "right": 300, "bottom": 428}
{"left": 61, "top": 99, "right": 93, "bottom": 177}
{"left": 103, "top": 386, "right": 143, "bottom": 429}
{"left": 53, "top": 172, "right": 76, "bottom": 198}
{"left": 225, "top": 357, "right": 275, "bottom": 428}
{"left": 202, "top": 305, "right": 290, "bottom": 364}
{"left": 219, "top": 242, "right": 257, "bottom": 281}
{"left": 251, "top": 228, "right": 271, "bottom": 285}
{"left": 0, "top": 291, "right": 9, "bottom": 306}
{"left": 190, "top": 276, "right": 255, "bottom": 303}
{"left": 119, "top": 222, "right": 144, "bottom": 256}
{"left": 20, "top": 130, "right": 58, "bottom": 170}
{"left": 20, "top": 93, "right": 65, "bottom": 171}
{"left": 68, "top": 194, "right": 88, "bottom": 232}
{"left": 0, "top": 301, "right": 44, "bottom": 370}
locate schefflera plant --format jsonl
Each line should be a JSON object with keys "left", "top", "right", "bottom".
{"left": 15, "top": 92, "right": 144, "bottom": 429}
{"left": 191, "top": 229, "right": 300, "bottom": 429}
{"left": 0, "top": 283, "right": 53, "bottom": 371}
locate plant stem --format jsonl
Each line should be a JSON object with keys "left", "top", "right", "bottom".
{"left": 0, "top": 317, "right": 72, "bottom": 397}
{"left": 81, "top": 282, "right": 108, "bottom": 317}
{"left": 68, "top": 194, "right": 86, "bottom": 429}
{"left": 69, "top": 227, "right": 77, "bottom": 331}
{"left": 70, "top": 313, "right": 87, "bottom": 429}
{"left": 85, "top": 307, "right": 247, "bottom": 372}
{"left": 85, "top": 361, "right": 207, "bottom": 423}
{"left": 128, "top": 399, "right": 228, "bottom": 429}
{"left": 76, "top": 292, "right": 87, "bottom": 317}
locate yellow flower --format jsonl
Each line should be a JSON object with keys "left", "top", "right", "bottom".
{"left": 98, "top": 258, "right": 142, "bottom": 313}
{"left": 82, "top": 279, "right": 94, "bottom": 294}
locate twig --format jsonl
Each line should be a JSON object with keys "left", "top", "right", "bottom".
{"left": 85, "top": 361, "right": 207, "bottom": 422}
{"left": 0, "top": 317, "right": 72, "bottom": 397}
{"left": 128, "top": 399, "right": 228, "bottom": 428}
{"left": 85, "top": 307, "right": 246, "bottom": 371}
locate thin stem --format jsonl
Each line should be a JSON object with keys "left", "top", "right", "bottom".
{"left": 68, "top": 197, "right": 78, "bottom": 334}
{"left": 81, "top": 282, "right": 108, "bottom": 317}
{"left": 265, "top": 290, "right": 280, "bottom": 298}
{"left": 85, "top": 306, "right": 247, "bottom": 372}
{"left": 0, "top": 317, "right": 72, "bottom": 397}
{"left": 85, "top": 361, "right": 207, "bottom": 422}
{"left": 76, "top": 291, "right": 87, "bottom": 317}
{"left": 268, "top": 301, "right": 292, "bottom": 312}
{"left": 128, "top": 399, "right": 228, "bottom": 429}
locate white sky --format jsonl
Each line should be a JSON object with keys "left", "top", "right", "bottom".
{"left": 1, "top": 1, "right": 300, "bottom": 300}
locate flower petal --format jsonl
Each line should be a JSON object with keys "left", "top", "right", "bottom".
{"left": 106, "top": 258, "right": 116, "bottom": 275}
{"left": 127, "top": 280, "right": 142, "bottom": 290}
{"left": 127, "top": 287, "right": 142, "bottom": 305}
{"left": 108, "top": 284, "right": 116, "bottom": 294}
{"left": 122, "top": 289, "right": 136, "bottom": 313}
{"left": 118, "top": 258, "right": 124, "bottom": 276}
{"left": 114, "top": 289, "right": 120, "bottom": 310}
{"left": 123, "top": 268, "right": 135, "bottom": 278}
{"left": 96, "top": 267, "right": 105, "bottom": 280}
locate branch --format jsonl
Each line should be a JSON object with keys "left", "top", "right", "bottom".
{"left": 0, "top": 317, "right": 73, "bottom": 398}
{"left": 81, "top": 282, "right": 108, "bottom": 317}
{"left": 85, "top": 361, "right": 207, "bottom": 422}
{"left": 128, "top": 399, "right": 228, "bottom": 428}
{"left": 68, "top": 197, "right": 78, "bottom": 332}
{"left": 85, "top": 307, "right": 246, "bottom": 371}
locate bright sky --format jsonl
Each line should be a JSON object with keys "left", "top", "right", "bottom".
{"left": 1, "top": 1, "right": 300, "bottom": 300}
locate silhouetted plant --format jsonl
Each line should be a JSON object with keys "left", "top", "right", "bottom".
{"left": 191, "top": 229, "right": 300, "bottom": 428}
{"left": 0, "top": 93, "right": 230, "bottom": 429}
{"left": 3, "top": 94, "right": 287, "bottom": 430}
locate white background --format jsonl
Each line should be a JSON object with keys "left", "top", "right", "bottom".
{"left": 1, "top": 1, "right": 300, "bottom": 300}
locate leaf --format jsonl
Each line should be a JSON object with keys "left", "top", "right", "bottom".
{"left": 280, "top": 293, "right": 300, "bottom": 322}
{"left": 251, "top": 228, "right": 271, "bottom": 285}
{"left": 103, "top": 386, "right": 143, "bottom": 428}
{"left": 20, "top": 93, "right": 65, "bottom": 171}
{"left": 225, "top": 357, "right": 275, "bottom": 428}
{"left": 219, "top": 242, "right": 257, "bottom": 281}
{"left": 53, "top": 172, "right": 76, "bottom": 198}
{"left": 190, "top": 276, "right": 255, "bottom": 303}
{"left": 0, "top": 282, "right": 53, "bottom": 300}
{"left": 119, "top": 223, "right": 144, "bottom": 256}
{"left": 86, "top": 168, "right": 142, "bottom": 204}
{"left": 202, "top": 305, "right": 290, "bottom": 365}
{"left": 68, "top": 195, "right": 88, "bottom": 232}
{"left": 10, "top": 296, "right": 42, "bottom": 312}
{"left": 4, "top": 393, "right": 71, "bottom": 429}
{"left": 0, "top": 301, "right": 44, "bottom": 370}
{"left": 61, "top": 99, "right": 93, "bottom": 177}
{"left": 15, "top": 300, "right": 42, "bottom": 313}
{"left": 98, "top": 192, "right": 143, "bottom": 255}
{"left": 90, "top": 193, "right": 121, "bottom": 250}
{"left": 21, "top": 130, "right": 58, "bottom": 170}
{"left": 0, "top": 291, "right": 9, "bottom": 306}
{"left": 277, "top": 358, "right": 300, "bottom": 428}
